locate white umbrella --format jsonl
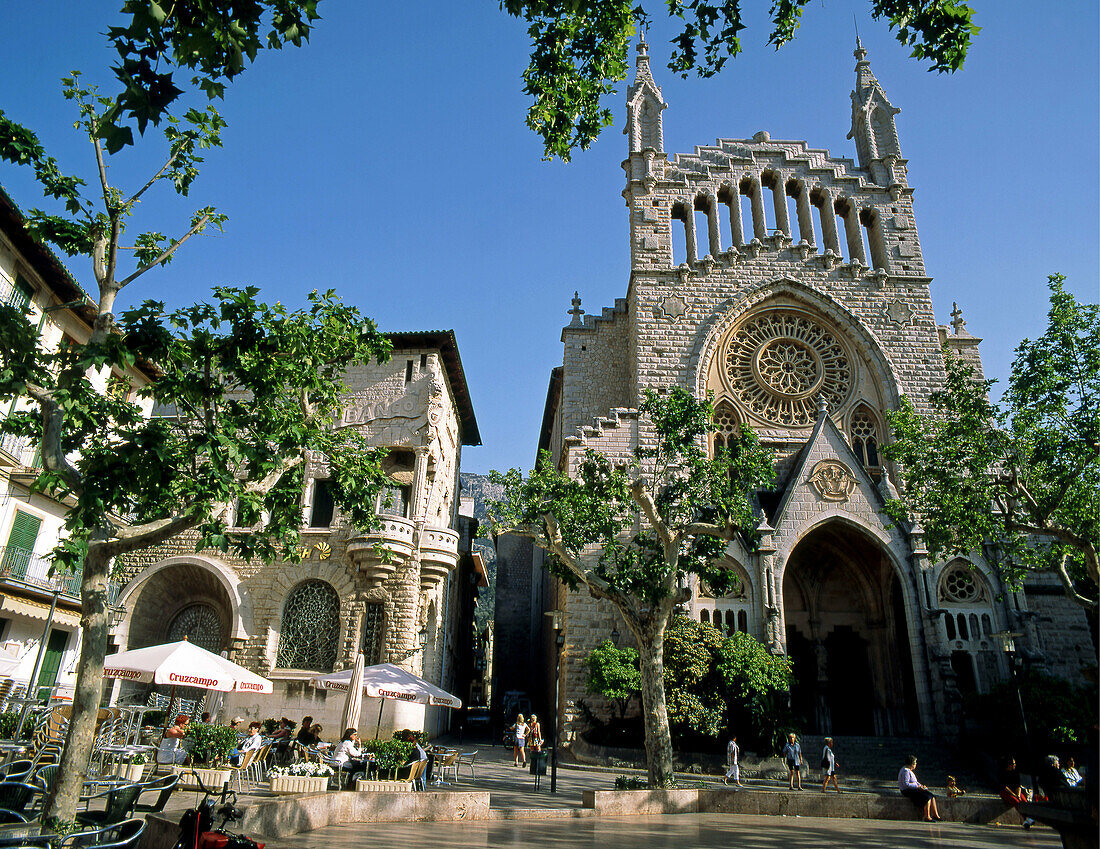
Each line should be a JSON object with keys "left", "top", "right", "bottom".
{"left": 104, "top": 640, "right": 273, "bottom": 695}
{"left": 310, "top": 662, "right": 462, "bottom": 739}
{"left": 340, "top": 652, "right": 365, "bottom": 733}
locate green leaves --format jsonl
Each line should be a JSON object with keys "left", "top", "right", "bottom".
{"left": 503, "top": 0, "right": 978, "bottom": 158}
{"left": 585, "top": 639, "right": 642, "bottom": 715}
{"left": 885, "top": 275, "right": 1099, "bottom": 608}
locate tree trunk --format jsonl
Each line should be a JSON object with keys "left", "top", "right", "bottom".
{"left": 42, "top": 545, "right": 111, "bottom": 824}
{"left": 636, "top": 621, "right": 675, "bottom": 787}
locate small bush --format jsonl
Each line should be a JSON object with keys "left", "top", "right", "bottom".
{"left": 614, "top": 775, "right": 648, "bottom": 790}
{"left": 143, "top": 710, "right": 166, "bottom": 728}
{"left": 393, "top": 728, "right": 426, "bottom": 745}
{"left": 185, "top": 722, "right": 238, "bottom": 765}
{"left": 0, "top": 711, "right": 18, "bottom": 740}
{"left": 261, "top": 718, "right": 280, "bottom": 736}
{"left": 362, "top": 738, "right": 414, "bottom": 773}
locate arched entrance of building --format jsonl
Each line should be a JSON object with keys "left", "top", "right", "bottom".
{"left": 115, "top": 559, "right": 237, "bottom": 707}
{"left": 782, "top": 521, "right": 918, "bottom": 736}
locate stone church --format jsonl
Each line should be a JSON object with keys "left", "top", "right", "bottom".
{"left": 495, "top": 39, "right": 1093, "bottom": 741}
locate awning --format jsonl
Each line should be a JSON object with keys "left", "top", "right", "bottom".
{"left": 0, "top": 595, "right": 80, "bottom": 627}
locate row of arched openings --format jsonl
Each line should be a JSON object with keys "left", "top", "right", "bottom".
{"left": 671, "top": 176, "right": 888, "bottom": 270}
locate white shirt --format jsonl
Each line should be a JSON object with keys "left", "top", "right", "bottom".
{"left": 727, "top": 740, "right": 739, "bottom": 764}
{"left": 332, "top": 739, "right": 362, "bottom": 764}
{"left": 241, "top": 732, "right": 263, "bottom": 753}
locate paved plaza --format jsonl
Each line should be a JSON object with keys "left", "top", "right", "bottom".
{"left": 258, "top": 813, "right": 1060, "bottom": 849}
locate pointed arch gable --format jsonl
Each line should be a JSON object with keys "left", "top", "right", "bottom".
{"left": 691, "top": 277, "right": 903, "bottom": 413}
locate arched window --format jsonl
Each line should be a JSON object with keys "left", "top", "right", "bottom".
{"left": 849, "top": 408, "right": 881, "bottom": 471}
{"left": 859, "top": 207, "right": 887, "bottom": 270}
{"left": 671, "top": 200, "right": 696, "bottom": 265}
{"left": 167, "top": 603, "right": 224, "bottom": 654}
{"left": 276, "top": 580, "right": 341, "bottom": 671}
{"left": 737, "top": 610, "right": 748, "bottom": 633}
{"left": 833, "top": 197, "right": 868, "bottom": 265}
{"left": 938, "top": 560, "right": 996, "bottom": 651}
{"left": 712, "top": 400, "right": 740, "bottom": 457}
{"left": 700, "top": 609, "right": 710, "bottom": 624}
{"left": 717, "top": 183, "right": 744, "bottom": 247}
{"left": 362, "top": 601, "right": 385, "bottom": 664}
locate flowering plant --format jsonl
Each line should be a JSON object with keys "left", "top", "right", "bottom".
{"left": 268, "top": 761, "right": 334, "bottom": 778}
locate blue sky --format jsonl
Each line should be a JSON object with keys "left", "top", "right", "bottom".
{"left": 2, "top": 1, "right": 1097, "bottom": 474}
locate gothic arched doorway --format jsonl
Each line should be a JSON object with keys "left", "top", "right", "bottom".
{"left": 782, "top": 522, "right": 918, "bottom": 736}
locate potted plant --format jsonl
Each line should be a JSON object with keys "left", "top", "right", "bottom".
{"left": 268, "top": 761, "right": 334, "bottom": 794}
{"left": 173, "top": 723, "right": 237, "bottom": 789}
{"left": 361, "top": 739, "right": 414, "bottom": 779}
{"left": 118, "top": 753, "right": 147, "bottom": 782}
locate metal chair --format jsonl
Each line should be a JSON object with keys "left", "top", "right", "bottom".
{"left": 0, "top": 808, "right": 26, "bottom": 824}
{"left": 132, "top": 773, "right": 178, "bottom": 815}
{"left": 74, "top": 783, "right": 141, "bottom": 828}
{"left": 457, "top": 750, "right": 478, "bottom": 780}
{"left": 61, "top": 820, "right": 143, "bottom": 849}
{"left": 0, "top": 760, "right": 31, "bottom": 782}
{"left": 433, "top": 751, "right": 460, "bottom": 785}
{"left": 32, "top": 763, "right": 59, "bottom": 795}
{"left": 0, "top": 782, "right": 37, "bottom": 814}
{"left": 226, "top": 748, "right": 256, "bottom": 792}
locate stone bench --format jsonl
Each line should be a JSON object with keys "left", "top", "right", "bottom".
{"left": 582, "top": 787, "right": 1026, "bottom": 825}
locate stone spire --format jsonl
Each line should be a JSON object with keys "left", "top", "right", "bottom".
{"left": 847, "top": 39, "right": 902, "bottom": 173}
{"left": 626, "top": 32, "right": 666, "bottom": 154}
{"left": 568, "top": 291, "right": 585, "bottom": 327}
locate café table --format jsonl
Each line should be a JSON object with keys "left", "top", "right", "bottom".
{"left": 0, "top": 821, "right": 54, "bottom": 847}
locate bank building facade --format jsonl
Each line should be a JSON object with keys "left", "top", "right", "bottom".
{"left": 496, "top": 38, "right": 1093, "bottom": 742}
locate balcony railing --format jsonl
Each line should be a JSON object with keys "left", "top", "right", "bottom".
{"left": 0, "top": 433, "right": 29, "bottom": 464}
{"left": 0, "top": 546, "right": 118, "bottom": 604}
{"left": 419, "top": 526, "right": 460, "bottom": 590}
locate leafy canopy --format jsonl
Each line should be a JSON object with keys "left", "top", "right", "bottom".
{"left": 502, "top": 0, "right": 980, "bottom": 158}
{"left": 585, "top": 639, "right": 642, "bottom": 717}
{"left": 884, "top": 275, "right": 1099, "bottom": 609}
{"left": 0, "top": 286, "right": 393, "bottom": 574}
{"left": 487, "top": 387, "right": 775, "bottom": 610}
{"left": 664, "top": 616, "right": 792, "bottom": 746}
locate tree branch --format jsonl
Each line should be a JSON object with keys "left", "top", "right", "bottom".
{"left": 123, "top": 151, "right": 179, "bottom": 209}
{"left": 1046, "top": 552, "right": 1099, "bottom": 610}
{"left": 23, "top": 381, "right": 82, "bottom": 494}
{"left": 103, "top": 511, "right": 201, "bottom": 556}
{"left": 628, "top": 478, "right": 671, "bottom": 548}
{"left": 116, "top": 213, "right": 211, "bottom": 290}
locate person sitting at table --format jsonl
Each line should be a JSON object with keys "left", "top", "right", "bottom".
{"left": 296, "top": 716, "right": 316, "bottom": 746}
{"left": 156, "top": 715, "right": 190, "bottom": 765}
{"left": 332, "top": 728, "right": 372, "bottom": 783}
{"left": 310, "top": 724, "right": 331, "bottom": 750}
{"left": 230, "top": 721, "right": 264, "bottom": 766}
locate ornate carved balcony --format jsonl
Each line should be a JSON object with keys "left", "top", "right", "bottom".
{"left": 419, "top": 526, "right": 460, "bottom": 590}
{"left": 347, "top": 515, "right": 415, "bottom": 586}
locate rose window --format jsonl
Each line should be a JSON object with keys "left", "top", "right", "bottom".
{"left": 941, "top": 564, "right": 983, "bottom": 603}
{"left": 724, "top": 311, "right": 852, "bottom": 426}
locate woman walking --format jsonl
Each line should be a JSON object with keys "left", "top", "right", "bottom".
{"left": 899, "top": 755, "right": 942, "bottom": 822}
{"left": 722, "top": 734, "right": 743, "bottom": 786}
{"left": 821, "top": 737, "right": 840, "bottom": 793}
{"left": 510, "top": 714, "right": 529, "bottom": 766}
{"left": 782, "top": 732, "right": 803, "bottom": 790}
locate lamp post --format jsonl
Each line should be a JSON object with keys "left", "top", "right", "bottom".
{"left": 993, "top": 630, "right": 1033, "bottom": 791}
{"left": 610, "top": 626, "right": 620, "bottom": 646}
{"left": 544, "top": 609, "right": 564, "bottom": 793}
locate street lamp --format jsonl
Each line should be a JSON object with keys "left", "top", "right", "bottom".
{"left": 544, "top": 609, "right": 564, "bottom": 793}
{"left": 993, "top": 630, "right": 1033, "bottom": 792}
{"left": 610, "top": 626, "right": 620, "bottom": 646}
{"left": 109, "top": 603, "right": 127, "bottom": 629}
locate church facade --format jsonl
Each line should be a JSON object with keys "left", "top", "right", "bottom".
{"left": 524, "top": 40, "right": 1093, "bottom": 741}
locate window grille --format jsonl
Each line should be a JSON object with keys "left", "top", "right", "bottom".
{"left": 362, "top": 602, "right": 385, "bottom": 664}
{"left": 167, "top": 603, "right": 224, "bottom": 653}
{"left": 850, "top": 409, "right": 880, "bottom": 469}
{"left": 276, "top": 580, "right": 340, "bottom": 671}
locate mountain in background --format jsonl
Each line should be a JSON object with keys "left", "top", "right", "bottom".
{"left": 460, "top": 472, "right": 503, "bottom": 632}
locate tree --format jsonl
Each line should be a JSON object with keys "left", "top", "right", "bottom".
{"left": 663, "top": 616, "right": 791, "bottom": 751}
{"left": 585, "top": 639, "right": 641, "bottom": 719}
{"left": 487, "top": 387, "right": 775, "bottom": 786}
{"left": 0, "top": 3, "right": 384, "bottom": 824}
{"left": 884, "top": 275, "right": 1099, "bottom": 617}
{"left": 501, "top": 0, "right": 980, "bottom": 159}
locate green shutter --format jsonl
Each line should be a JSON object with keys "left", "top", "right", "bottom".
{"left": 5, "top": 275, "right": 34, "bottom": 310}
{"left": 5, "top": 510, "right": 41, "bottom": 554}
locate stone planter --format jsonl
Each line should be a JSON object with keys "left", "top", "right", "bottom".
{"left": 117, "top": 761, "right": 147, "bottom": 782}
{"left": 355, "top": 779, "right": 411, "bottom": 792}
{"left": 269, "top": 775, "right": 330, "bottom": 795}
{"left": 172, "top": 765, "right": 234, "bottom": 790}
